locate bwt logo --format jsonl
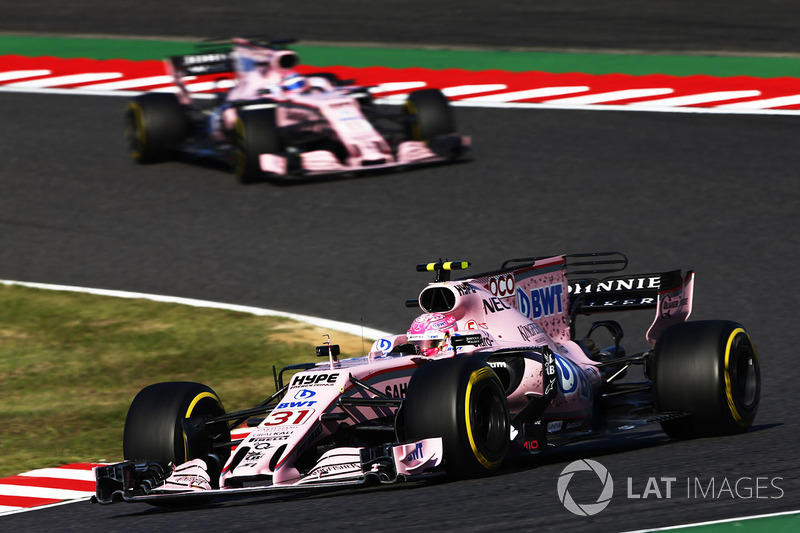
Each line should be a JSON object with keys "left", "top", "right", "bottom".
{"left": 405, "top": 442, "right": 424, "bottom": 462}
{"left": 517, "top": 283, "right": 564, "bottom": 319}
{"left": 294, "top": 389, "right": 316, "bottom": 400}
{"left": 557, "top": 459, "right": 614, "bottom": 516}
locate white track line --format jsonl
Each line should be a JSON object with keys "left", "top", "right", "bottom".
{"left": 627, "top": 90, "right": 761, "bottom": 107}
{"left": 448, "top": 99, "right": 800, "bottom": 115}
{"left": 717, "top": 93, "right": 800, "bottom": 109}
{"left": 369, "top": 81, "right": 427, "bottom": 93}
{"left": 0, "top": 498, "right": 92, "bottom": 517}
{"left": 0, "top": 69, "right": 51, "bottom": 82}
{"left": 7, "top": 73, "right": 123, "bottom": 88}
{"left": 3, "top": 81, "right": 800, "bottom": 115}
{"left": 0, "top": 484, "right": 90, "bottom": 500}
{"left": 462, "top": 86, "right": 590, "bottom": 102}
{"left": 545, "top": 88, "right": 674, "bottom": 105}
{"left": 0, "top": 280, "right": 391, "bottom": 340}
{"left": 442, "top": 84, "right": 507, "bottom": 97}
{"left": 18, "top": 468, "right": 96, "bottom": 482}
{"left": 80, "top": 75, "right": 174, "bottom": 90}
{"left": 621, "top": 508, "right": 800, "bottom": 532}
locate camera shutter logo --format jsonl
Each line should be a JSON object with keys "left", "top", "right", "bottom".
{"left": 557, "top": 459, "right": 614, "bottom": 516}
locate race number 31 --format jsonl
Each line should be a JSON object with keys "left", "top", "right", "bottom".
{"left": 263, "top": 409, "right": 314, "bottom": 426}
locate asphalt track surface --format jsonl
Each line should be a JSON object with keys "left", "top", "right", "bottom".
{"left": 3, "top": 0, "right": 800, "bottom": 55}
{"left": 1, "top": 3, "right": 800, "bottom": 532}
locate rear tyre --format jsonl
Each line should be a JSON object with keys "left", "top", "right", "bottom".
{"left": 125, "top": 93, "right": 187, "bottom": 163}
{"left": 404, "top": 357, "right": 509, "bottom": 478}
{"left": 123, "top": 381, "right": 230, "bottom": 466}
{"left": 404, "top": 88, "right": 455, "bottom": 141}
{"left": 653, "top": 321, "right": 760, "bottom": 439}
{"left": 234, "top": 108, "right": 281, "bottom": 183}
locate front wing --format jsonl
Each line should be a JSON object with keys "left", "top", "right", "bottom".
{"left": 93, "top": 438, "right": 443, "bottom": 505}
{"left": 260, "top": 135, "right": 470, "bottom": 178}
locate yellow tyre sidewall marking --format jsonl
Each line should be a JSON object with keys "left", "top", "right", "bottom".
{"left": 723, "top": 327, "right": 754, "bottom": 427}
{"left": 181, "top": 391, "right": 223, "bottom": 462}
{"left": 405, "top": 100, "right": 422, "bottom": 140}
{"left": 126, "top": 102, "right": 146, "bottom": 159}
{"left": 464, "top": 366, "right": 502, "bottom": 470}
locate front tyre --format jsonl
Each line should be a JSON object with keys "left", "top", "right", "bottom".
{"left": 123, "top": 381, "right": 230, "bottom": 466}
{"left": 404, "top": 357, "right": 509, "bottom": 478}
{"left": 125, "top": 93, "right": 187, "bottom": 163}
{"left": 234, "top": 108, "right": 281, "bottom": 184}
{"left": 404, "top": 88, "right": 455, "bottom": 141}
{"left": 653, "top": 321, "right": 760, "bottom": 439}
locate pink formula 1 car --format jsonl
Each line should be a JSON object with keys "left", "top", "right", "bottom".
{"left": 124, "top": 38, "right": 469, "bottom": 183}
{"left": 93, "top": 253, "right": 760, "bottom": 506}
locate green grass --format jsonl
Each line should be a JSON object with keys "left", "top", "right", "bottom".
{"left": 0, "top": 284, "right": 366, "bottom": 478}
{"left": 4, "top": 35, "right": 800, "bottom": 76}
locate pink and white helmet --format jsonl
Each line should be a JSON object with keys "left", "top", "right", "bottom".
{"left": 406, "top": 313, "right": 457, "bottom": 356}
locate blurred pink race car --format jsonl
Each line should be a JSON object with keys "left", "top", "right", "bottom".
{"left": 125, "top": 37, "right": 470, "bottom": 183}
{"left": 94, "top": 252, "right": 760, "bottom": 507}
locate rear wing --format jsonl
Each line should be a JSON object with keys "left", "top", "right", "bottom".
{"left": 464, "top": 252, "right": 694, "bottom": 343}
{"left": 165, "top": 49, "right": 234, "bottom": 104}
{"left": 163, "top": 38, "right": 296, "bottom": 103}
{"left": 169, "top": 51, "right": 234, "bottom": 77}
{"left": 166, "top": 37, "right": 295, "bottom": 77}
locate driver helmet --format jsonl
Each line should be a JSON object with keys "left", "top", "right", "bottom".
{"left": 406, "top": 313, "right": 457, "bottom": 356}
{"left": 281, "top": 73, "right": 307, "bottom": 93}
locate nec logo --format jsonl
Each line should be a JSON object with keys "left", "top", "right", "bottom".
{"left": 517, "top": 283, "right": 564, "bottom": 319}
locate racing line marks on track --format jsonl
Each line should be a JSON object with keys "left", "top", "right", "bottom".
{"left": 0, "top": 463, "right": 102, "bottom": 516}
{"left": 719, "top": 94, "right": 800, "bottom": 110}
{"left": 441, "top": 83, "right": 507, "bottom": 97}
{"left": 0, "top": 431, "right": 253, "bottom": 516}
{"left": 626, "top": 90, "right": 762, "bottom": 108}
{"left": 4, "top": 56, "right": 800, "bottom": 115}
{"left": 5, "top": 72, "right": 122, "bottom": 88}
{"left": 79, "top": 74, "right": 174, "bottom": 90}
{"left": 544, "top": 88, "right": 673, "bottom": 105}
{"left": 0, "top": 69, "right": 51, "bottom": 82}
{"left": 459, "top": 85, "right": 591, "bottom": 103}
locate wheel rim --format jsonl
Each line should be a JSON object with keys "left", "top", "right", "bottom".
{"left": 470, "top": 385, "right": 508, "bottom": 454}
{"left": 734, "top": 341, "right": 759, "bottom": 409}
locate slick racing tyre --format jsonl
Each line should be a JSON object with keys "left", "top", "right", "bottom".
{"left": 234, "top": 107, "right": 282, "bottom": 184}
{"left": 653, "top": 321, "right": 760, "bottom": 439}
{"left": 404, "top": 357, "right": 509, "bottom": 478}
{"left": 125, "top": 93, "right": 187, "bottom": 163}
{"left": 123, "top": 382, "right": 230, "bottom": 466}
{"left": 404, "top": 88, "right": 455, "bottom": 141}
